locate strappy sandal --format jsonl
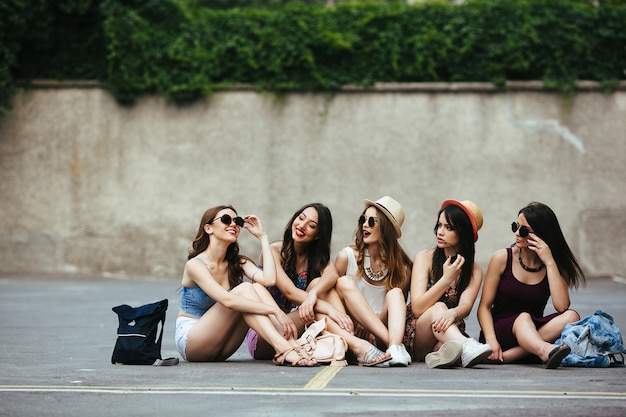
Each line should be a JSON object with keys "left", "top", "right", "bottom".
{"left": 273, "top": 346, "right": 318, "bottom": 367}
{"left": 357, "top": 345, "right": 391, "bottom": 367}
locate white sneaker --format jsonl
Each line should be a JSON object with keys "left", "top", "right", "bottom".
{"left": 425, "top": 340, "right": 463, "bottom": 369}
{"left": 386, "top": 345, "right": 409, "bottom": 367}
{"left": 461, "top": 338, "right": 492, "bottom": 368}
{"left": 400, "top": 343, "right": 412, "bottom": 364}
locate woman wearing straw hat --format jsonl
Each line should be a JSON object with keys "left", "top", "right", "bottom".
{"left": 334, "top": 196, "right": 414, "bottom": 367}
{"left": 403, "top": 200, "right": 492, "bottom": 368}
{"left": 477, "top": 202, "right": 585, "bottom": 368}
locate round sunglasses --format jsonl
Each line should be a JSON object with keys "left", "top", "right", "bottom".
{"left": 511, "top": 222, "right": 532, "bottom": 237}
{"left": 211, "top": 214, "right": 244, "bottom": 227}
{"left": 359, "top": 215, "right": 378, "bottom": 227}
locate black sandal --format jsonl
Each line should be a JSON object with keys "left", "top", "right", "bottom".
{"left": 545, "top": 344, "right": 571, "bottom": 369}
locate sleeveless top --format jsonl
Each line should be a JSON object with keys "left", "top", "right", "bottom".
{"left": 267, "top": 271, "right": 309, "bottom": 312}
{"left": 490, "top": 247, "right": 550, "bottom": 321}
{"left": 179, "top": 257, "right": 224, "bottom": 317}
{"left": 343, "top": 247, "right": 387, "bottom": 315}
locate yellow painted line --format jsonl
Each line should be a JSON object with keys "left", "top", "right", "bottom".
{"left": 303, "top": 365, "right": 343, "bottom": 390}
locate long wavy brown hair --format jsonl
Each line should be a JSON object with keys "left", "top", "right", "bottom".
{"left": 280, "top": 203, "right": 333, "bottom": 285}
{"left": 353, "top": 206, "right": 413, "bottom": 293}
{"left": 188, "top": 205, "right": 250, "bottom": 289}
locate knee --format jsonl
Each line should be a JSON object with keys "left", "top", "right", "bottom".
{"left": 562, "top": 309, "right": 581, "bottom": 323}
{"left": 386, "top": 287, "right": 404, "bottom": 300}
{"left": 336, "top": 275, "right": 355, "bottom": 293}
{"left": 232, "top": 281, "right": 254, "bottom": 295}
{"left": 429, "top": 301, "right": 448, "bottom": 315}
{"left": 516, "top": 312, "right": 532, "bottom": 324}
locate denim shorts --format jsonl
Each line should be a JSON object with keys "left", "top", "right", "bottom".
{"left": 175, "top": 316, "right": 198, "bottom": 362}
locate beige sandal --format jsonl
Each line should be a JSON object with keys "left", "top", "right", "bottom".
{"left": 273, "top": 347, "right": 318, "bottom": 367}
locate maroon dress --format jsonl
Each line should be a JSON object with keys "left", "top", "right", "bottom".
{"left": 479, "top": 247, "right": 560, "bottom": 352}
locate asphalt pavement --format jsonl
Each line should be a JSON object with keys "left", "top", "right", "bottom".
{"left": 1, "top": 273, "right": 625, "bottom": 417}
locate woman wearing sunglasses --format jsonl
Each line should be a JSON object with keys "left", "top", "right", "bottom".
{"left": 334, "top": 196, "right": 413, "bottom": 366}
{"left": 174, "top": 205, "right": 317, "bottom": 366}
{"left": 403, "top": 200, "right": 493, "bottom": 369}
{"left": 477, "top": 202, "right": 585, "bottom": 368}
{"left": 246, "top": 203, "right": 390, "bottom": 366}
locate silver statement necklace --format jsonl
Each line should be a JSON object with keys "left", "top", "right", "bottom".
{"left": 364, "top": 249, "right": 388, "bottom": 282}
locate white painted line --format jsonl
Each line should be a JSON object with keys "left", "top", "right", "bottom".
{"left": 1, "top": 386, "right": 625, "bottom": 401}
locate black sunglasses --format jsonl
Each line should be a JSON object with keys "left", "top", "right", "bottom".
{"left": 511, "top": 222, "right": 531, "bottom": 237}
{"left": 211, "top": 214, "right": 244, "bottom": 227}
{"left": 359, "top": 215, "right": 377, "bottom": 227}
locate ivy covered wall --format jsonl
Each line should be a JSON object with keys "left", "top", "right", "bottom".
{"left": 1, "top": 0, "right": 626, "bottom": 113}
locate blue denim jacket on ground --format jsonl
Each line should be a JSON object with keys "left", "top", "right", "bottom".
{"left": 556, "top": 310, "right": 626, "bottom": 367}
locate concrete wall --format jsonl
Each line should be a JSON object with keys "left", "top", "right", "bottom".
{"left": 1, "top": 82, "right": 625, "bottom": 280}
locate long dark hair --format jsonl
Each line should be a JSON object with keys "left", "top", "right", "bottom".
{"left": 431, "top": 204, "right": 475, "bottom": 296}
{"left": 281, "top": 203, "right": 333, "bottom": 285}
{"left": 354, "top": 207, "right": 413, "bottom": 292}
{"left": 188, "top": 205, "right": 248, "bottom": 289}
{"left": 519, "top": 202, "right": 585, "bottom": 289}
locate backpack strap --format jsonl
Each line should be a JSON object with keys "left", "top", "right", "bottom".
{"left": 153, "top": 357, "right": 180, "bottom": 366}
{"left": 608, "top": 353, "right": 624, "bottom": 367}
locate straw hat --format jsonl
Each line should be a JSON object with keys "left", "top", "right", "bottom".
{"left": 364, "top": 196, "right": 405, "bottom": 238}
{"left": 440, "top": 200, "right": 483, "bottom": 242}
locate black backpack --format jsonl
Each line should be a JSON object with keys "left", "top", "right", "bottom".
{"left": 111, "top": 299, "right": 178, "bottom": 366}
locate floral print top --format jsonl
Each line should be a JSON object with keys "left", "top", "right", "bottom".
{"left": 267, "top": 271, "right": 308, "bottom": 312}
{"left": 428, "top": 277, "right": 466, "bottom": 334}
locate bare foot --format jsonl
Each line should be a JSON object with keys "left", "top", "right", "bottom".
{"left": 539, "top": 343, "right": 558, "bottom": 362}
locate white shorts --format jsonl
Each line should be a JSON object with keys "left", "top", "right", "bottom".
{"left": 175, "top": 316, "right": 198, "bottom": 362}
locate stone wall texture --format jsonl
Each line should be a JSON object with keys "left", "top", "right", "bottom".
{"left": 1, "top": 83, "right": 625, "bottom": 280}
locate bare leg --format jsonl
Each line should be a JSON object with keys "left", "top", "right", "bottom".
{"left": 537, "top": 310, "right": 580, "bottom": 342}
{"left": 410, "top": 302, "right": 469, "bottom": 361}
{"left": 335, "top": 275, "right": 390, "bottom": 343}
{"left": 250, "top": 282, "right": 306, "bottom": 337}
{"left": 382, "top": 288, "right": 407, "bottom": 347}
{"left": 319, "top": 287, "right": 348, "bottom": 314}
{"left": 185, "top": 301, "right": 251, "bottom": 361}
{"left": 254, "top": 309, "right": 305, "bottom": 360}
{"left": 512, "top": 313, "right": 562, "bottom": 362}
{"left": 501, "top": 346, "right": 529, "bottom": 363}
{"left": 316, "top": 286, "right": 389, "bottom": 363}
{"left": 503, "top": 310, "right": 580, "bottom": 363}
{"left": 411, "top": 313, "right": 439, "bottom": 361}
{"left": 323, "top": 314, "right": 390, "bottom": 363}
{"left": 187, "top": 282, "right": 314, "bottom": 365}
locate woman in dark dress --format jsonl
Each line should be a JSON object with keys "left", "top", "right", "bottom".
{"left": 477, "top": 202, "right": 585, "bottom": 368}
